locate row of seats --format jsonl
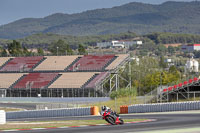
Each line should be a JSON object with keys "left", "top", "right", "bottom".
{"left": 0, "top": 72, "right": 108, "bottom": 89}
{"left": 0, "top": 73, "right": 24, "bottom": 88}
{"left": 13, "top": 73, "right": 59, "bottom": 89}
{"left": 0, "top": 55, "right": 128, "bottom": 72}
{"left": 162, "top": 77, "right": 199, "bottom": 93}
{"left": 34, "top": 56, "right": 79, "bottom": 71}
{"left": 68, "top": 55, "right": 115, "bottom": 71}
{"left": 49, "top": 72, "right": 96, "bottom": 89}
{"left": 0, "top": 56, "right": 44, "bottom": 72}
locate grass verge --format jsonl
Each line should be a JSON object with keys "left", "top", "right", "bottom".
{"left": 0, "top": 119, "right": 147, "bottom": 130}
{"left": 83, "top": 97, "right": 143, "bottom": 113}
{"left": 0, "top": 107, "right": 24, "bottom": 112}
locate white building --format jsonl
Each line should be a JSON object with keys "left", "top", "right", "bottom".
{"left": 185, "top": 58, "right": 199, "bottom": 72}
{"left": 97, "top": 40, "right": 142, "bottom": 48}
{"left": 182, "top": 44, "right": 200, "bottom": 52}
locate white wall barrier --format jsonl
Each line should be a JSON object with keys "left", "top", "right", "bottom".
{"left": 6, "top": 107, "right": 91, "bottom": 119}
{"left": 128, "top": 101, "right": 200, "bottom": 113}
{"left": 0, "top": 110, "right": 6, "bottom": 124}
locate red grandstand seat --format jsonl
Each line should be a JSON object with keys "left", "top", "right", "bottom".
{"left": 168, "top": 87, "right": 173, "bottom": 91}
{"left": 178, "top": 83, "right": 182, "bottom": 87}
{"left": 0, "top": 56, "right": 43, "bottom": 72}
{"left": 68, "top": 55, "right": 115, "bottom": 71}
{"left": 183, "top": 81, "right": 188, "bottom": 85}
{"left": 189, "top": 79, "right": 193, "bottom": 84}
{"left": 13, "top": 73, "right": 58, "bottom": 89}
{"left": 193, "top": 77, "right": 198, "bottom": 82}
{"left": 173, "top": 85, "right": 177, "bottom": 89}
{"left": 163, "top": 88, "right": 168, "bottom": 92}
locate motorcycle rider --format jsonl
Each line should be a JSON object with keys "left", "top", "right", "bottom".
{"left": 101, "top": 105, "right": 119, "bottom": 117}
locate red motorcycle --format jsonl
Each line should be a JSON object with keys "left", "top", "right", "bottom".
{"left": 101, "top": 109, "right": 124, "bottom": 125}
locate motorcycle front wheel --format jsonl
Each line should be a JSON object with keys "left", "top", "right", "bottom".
{"left": 119, "top": 118, "right": 124, "bottom": 125}
{"left": 106, "top": 116, "right": 116, "bottom": 125}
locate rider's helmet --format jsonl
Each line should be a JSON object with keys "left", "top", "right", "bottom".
{"left": 101, "top": 105, "right": 107, "bottom": 111}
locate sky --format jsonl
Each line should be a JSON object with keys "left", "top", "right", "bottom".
{"left": 0, "top": 0, "right": 195, "bottom": 26}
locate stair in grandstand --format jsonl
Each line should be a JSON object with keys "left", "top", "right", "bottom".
{"left": 85, "top": 72, "right": 110, "bottom": 89}
{"left": 102, "top": 56, "right": 117, "bottom": 71}
{"left": 64, "top": 57, "right": 81, "bottom": 72}
{"left": 9, "top": 74, "right": 27, "bottom": 89}
{"left": 81, "top": 74, "right": 98, "bottom": 89}
{"left": 31, "top": 57, "right": 46, "bottom": 72}
{"left": 0, "top": 58, "right": 13, "bottom": 72}
{"left": 45, "top": 73, "right": 62, "bottom": 89}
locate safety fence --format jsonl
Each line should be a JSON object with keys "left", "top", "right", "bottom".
{"left": 6, "top": 106, "right": 99, "bottom": 119}
{"left": 120, "top": 101, "right": 200, "bottom": 114}
{"left": 0, "top": 97, "right": 110, "bottom": 103}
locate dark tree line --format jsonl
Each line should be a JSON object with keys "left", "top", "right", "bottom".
{"left": 146, "top": 32, "right": 200, "bottom": 44}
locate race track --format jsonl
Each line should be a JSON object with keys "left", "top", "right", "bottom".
{"left": 4, "top": 112, "right": 200, "bottom": 133}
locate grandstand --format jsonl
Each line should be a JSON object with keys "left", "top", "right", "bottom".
{"left": 0, "top": 54, "right": 130, "bottom": 97}
{"left": 156, "top": 77, "right": 200, "bottom": 102}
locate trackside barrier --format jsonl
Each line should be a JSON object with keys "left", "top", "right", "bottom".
{"left": 120, "top": 106, "right": 128, "bottom": 114}
{"left": 125, "top": 101, "right": 200, "bottom": 114}
{"left": 6, "top": 107, "right": 99, "bottom": 119}
{"left": 90, "top": 106, "right": 99, "bottom": 115}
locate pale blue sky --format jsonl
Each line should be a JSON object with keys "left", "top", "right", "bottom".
{"left": 0, "top": 0, "right": 194, "bottom": 26}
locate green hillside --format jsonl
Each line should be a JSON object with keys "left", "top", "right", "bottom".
{"left": 0, "top": 1, "right": 200, "bottom": 39}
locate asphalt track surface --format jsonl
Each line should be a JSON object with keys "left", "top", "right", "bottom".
{"left": 5, "top": 112, "right": 200, "bottom": 133}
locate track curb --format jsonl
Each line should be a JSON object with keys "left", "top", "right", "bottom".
{"left": 0, "top": 119, "right": 156, "bottom": 132}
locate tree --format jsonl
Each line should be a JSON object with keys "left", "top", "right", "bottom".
{"left": 37, "top": 48, "right": 44, "bottom": 55}
{"left": 1, "top": 49, "right": 7, "bottom": 57}
{"left": 23, "top": 46, "right": 32, "bottom": 56}
{"left": 48, "top": 39, "right": 72, "bottom": 55}
{"left": 0, "top": 46, "right": 7, "bottom": 57}
{"left": 159, "top": 56, "right": 167, "bottom": 68}
{"left": 78, "top": 44, "right": 87, "bottom": 55}
{"left": 7, "top": 40, "right": 23, "bottom": 56}
{"left": 66, "top": 44, "right": 73, "bottom": 55}
{"left": 168, "top": 46, "right": 175, "bottom": 55}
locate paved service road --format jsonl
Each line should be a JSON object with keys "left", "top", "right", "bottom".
{"left": 0, "top": 103, "right": 36, "bottom": 110}
{"left": 4, "top": 112, "right": 200, "bottom": 133}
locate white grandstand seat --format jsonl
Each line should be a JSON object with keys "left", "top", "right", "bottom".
{"left": 34, "top": 56, "right": 79, "bottom": 71}
{"left": 0, "top": 73, "right": 24, "bottom": 88}
{"left": 106, "top": 54, "right": 129, "bottom": 70}
{"left": 49, "top": 72, "right": 96, "bottom": 88}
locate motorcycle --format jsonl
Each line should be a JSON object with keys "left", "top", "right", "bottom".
{"left": 101, "top": 109, "right": 124, "bottom": 125}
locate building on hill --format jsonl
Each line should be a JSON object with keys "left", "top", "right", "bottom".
{"left": 97, "top": 40, "right": 142, "bottom": 48}
{"left": 164, "top": 43, "right": 182, "bottom": 48}
{"left": 182, "top": 44, "right": 200, "bottom": 52}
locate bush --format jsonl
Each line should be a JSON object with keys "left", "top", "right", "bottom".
{"left": 110, "top": 88, "right": 137, "bottom": 100}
